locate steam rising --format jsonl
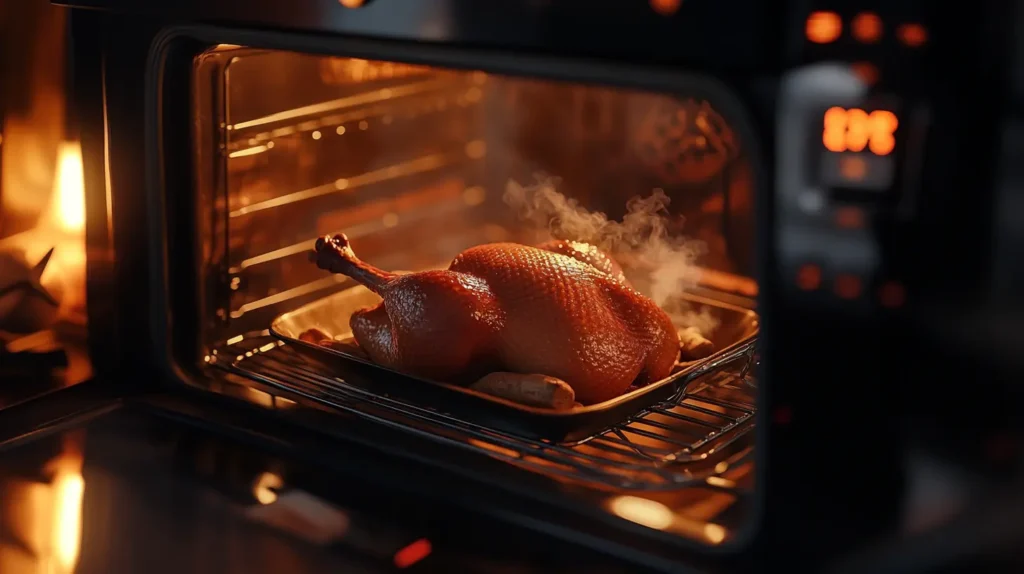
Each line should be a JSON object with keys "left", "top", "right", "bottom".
{"left": 503, "top": 175, "right": 719, "bottom": 334}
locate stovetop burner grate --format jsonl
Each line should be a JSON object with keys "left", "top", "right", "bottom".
{"left": 210, "top": 334, "right": 757, "bottom": 492}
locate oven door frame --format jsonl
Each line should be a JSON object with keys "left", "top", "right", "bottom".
{"left": 145, "top": 22, "right": 775, "bottom": 553}
{"left": 71, "top": 7, "right": 913, "bottom": 566}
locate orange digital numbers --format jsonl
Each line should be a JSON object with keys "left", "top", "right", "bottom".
{"left": 822, "top": 107, "right": 898, "bottom": 156}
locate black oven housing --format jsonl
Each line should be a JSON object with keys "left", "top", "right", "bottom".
{"left": 56, "top": 0, "right": 1019, "bottom": 568}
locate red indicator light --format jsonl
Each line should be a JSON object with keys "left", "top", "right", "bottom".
{"left": 806, "top": 12, "right": 842, "bottom": 44}
{"left": 394, "top": 538, "right": 432, "bottom": 569}
{"left": 796, "top": 264, "right": 822, "bottom": 291}
{"left": 852, "top": 12, "right": 883, "bottom": 43}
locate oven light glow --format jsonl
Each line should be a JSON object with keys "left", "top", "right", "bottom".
{"left": 705, "top": 476, "right": 735, "bottom": 489}
{"left": 53, "top": 141, "right": 85, "bottom": 234}
{"left": 253, "top": 472, "right": 284, "bottom": 505}
{"left": 228, "top": 145, "right": 269, "bottom": 159}
{"left": 462, "top": 186, "right": 487, "bottom": 206}
{"left": 823, "top": 107, "right": 898, "bottom": 156}
{"left": 703, "top": 523, "right": 727, "bottom": 544}
{"left": 52, "top": 471, "right": 85, "bottom": 571}
{"left": 608, "top": 495, "right": 674, "bottom": 530}
{"left": 464, "top": 140, "right": 487, "bottom": 159}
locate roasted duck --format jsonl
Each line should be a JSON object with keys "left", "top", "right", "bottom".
{"left": 310, "top": 234, "right": 680, "bottom": 404}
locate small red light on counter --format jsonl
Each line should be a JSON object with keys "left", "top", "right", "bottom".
{"left": 394, "top": 538, "right": 432, "bottom": 569}
{"left": 806, "top": 12, "right": 842, "bottom": 44}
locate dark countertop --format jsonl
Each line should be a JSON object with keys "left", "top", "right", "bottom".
{"left": 2, "top": 377, "right": 1019, "bottom": 574}
{"left": 0, "top": 390, "right": 639, "bottom": 574}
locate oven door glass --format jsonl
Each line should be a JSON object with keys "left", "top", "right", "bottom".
{"left": 190, "top": 45, "right": 760, "bottom": 548}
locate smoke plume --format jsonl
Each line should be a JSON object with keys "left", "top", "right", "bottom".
{"left": 503, "top": 175, "right": 719, "bottom": 334}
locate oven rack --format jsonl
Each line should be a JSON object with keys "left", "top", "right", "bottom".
{"left": 226, "top": 77, "right": 484, "bottom": 151}
{"left": 209, "top": 334, "right": 757, "bottom": 492}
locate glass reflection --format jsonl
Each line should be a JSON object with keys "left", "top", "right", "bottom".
{"left": 0, "top": 430, "right": 84, "bottom": 574}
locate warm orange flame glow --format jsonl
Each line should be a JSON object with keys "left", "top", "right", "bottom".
{"left": 51, "top": 471, "right": 84, "bottom": 572}
{"left": 52, "top": 141, "right": 85, "bottom": 234}
{"left": 806, "top": 11, "right": 842, "bottom": 44}
{"left": 44, "top": 433, "right": 85, "bottom": 574}
{"left": 0, "top": 433, "right": 86, "bottom": 574}
{"left": 40, "top": 141, "right": 88, "bottom": 318}
{"left": 0, "top": 140, "right": 88, "bottom": 322}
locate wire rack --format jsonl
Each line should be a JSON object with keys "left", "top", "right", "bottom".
{"left": 209, "top": 334, "right": 758, "bottom": 492}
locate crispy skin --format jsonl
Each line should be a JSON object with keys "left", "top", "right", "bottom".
{"left": 312, "top": 234, "right": 680, "bottom": 404}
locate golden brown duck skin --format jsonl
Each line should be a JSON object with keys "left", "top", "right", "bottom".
{"left": 311, "top": 234, "right": 679, "bottom": 404}
{"left": 535, "top": 239, "right": 628, "bottom": 283}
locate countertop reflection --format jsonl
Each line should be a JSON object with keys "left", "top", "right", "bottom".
{"left": 0, "top": 407, "right": 624, "bottom": 574}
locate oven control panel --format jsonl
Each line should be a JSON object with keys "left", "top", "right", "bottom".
{"left": 775, "top": 63, "right": 928, "bottom": 310}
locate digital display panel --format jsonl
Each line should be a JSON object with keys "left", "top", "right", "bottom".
{"left": 820, "top": 106, "right": 899, "bottom": 190}
{"left": 822, "top": 107, "right": 898, "bottom": 156}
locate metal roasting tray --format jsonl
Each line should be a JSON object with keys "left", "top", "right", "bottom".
{"left": 270, "top": 284, "right": 758, "bottom": 442}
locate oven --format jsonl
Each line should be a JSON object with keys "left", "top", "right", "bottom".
{"left": 20, "top": 0, "right": 1022, "bottom": 570}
